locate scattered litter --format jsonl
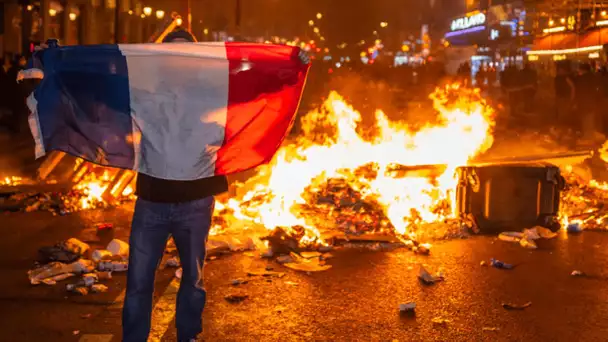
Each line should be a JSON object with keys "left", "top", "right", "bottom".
{"left": 432, "top": 317, "right": 450, "bottom": 326}
{"left": 571, "top": 270, "right": 585, "bottom": 277}
{"left": 498, "top": 232, "right": 522, "bottom": 242}
{"left": 106, "top": 239, "right": 129, "bottom": 259}
{"left": 225, "top": 294, "right": 249, "bottom": 303}
{"left": 91, "top": 284, "right": 108, "bottom": 293}
{"left": 398, "top": 302, "right": 416, "bottom": 313}
{"left": 519, "top": 238, "right": 537, "bottom": 249}
{"left": 68, "top": 286, "right": 89, "bottom": 296}
{"left": 28, "top": 259, "right": 94, "bottom": 285}
{"left": 300, "top": 251, "right": 322, "bottom": 259}
{"left": 82, "top": 273, "right": 99, "bottom": 286}
{"left": 414, "top": 243, "right": 431, "bottom": 255}
{"left": 38, "top": 243, "right": 80, "bottom": 264}
{"left": 418, "top": 265, "right": 444, "bottom": 285}
{"left": 164, "top": 256, "right": 180, "bottom": 268}
{"left": 482, "top": 327, "right": 500, "bottom": 332}
{"left": 95, "top": 223, "right": 113, "bottom": 233}
{"left": 40, "top": 273, "right": 75, "bottom": 286}
{"left": 247, "top": 270, "right": 285, "bottom": 278}
{"left": 92, "top": 250, "right": 113, "bottom": 262}
{"left": 490, "top": 258, "right": 514, "bottom": 270}
{"left": 567, "top": 223, "right": 583, "bottom": 233}
{"left": 535, "top": 226, "right": 558, "bottom": 239}
{"left": 64, "top": 238, "right": 90, "bottom": 256}
{"left": 502, "top": 302, "right": 532, "bottom": 310}
{"left": 282, "top": 252, "right": 332, "bottom": 272}
{"left": 231, "top": 279, "right": 249, "bottom": 286}
{"left": 98, "top": 261, "right": 128, "bottom": 272}
{"left": 499, "top": 226, "right": 557, "bottom": 249}
{"left": 96, "top": 271, "right": 112, "bottom": 280}
{"left": 175, "top": 268, "right": 182, "bottom": 279}
{"left": 522, "top": 228, "right": 541, "bottom": 241}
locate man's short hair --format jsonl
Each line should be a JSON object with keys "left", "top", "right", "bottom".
{"left": 163, "top": 30, "right": 196, "bottom": 43}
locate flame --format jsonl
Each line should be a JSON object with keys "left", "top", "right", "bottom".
{"left": 213, "top": 85, "right": 496, "bottom": 243}
{"left": 1, "top": 176, "right": 24, "bottom": 186}
{"left": 74, "top": 171, "right": 109, "bottom": 209}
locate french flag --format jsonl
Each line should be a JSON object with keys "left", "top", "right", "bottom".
{"left": 22, "top": 42, "right": 310, "bottom": 180}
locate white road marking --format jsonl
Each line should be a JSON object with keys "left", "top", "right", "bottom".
{"left": 148, "top": 277, "right": 181, "bottom": 342}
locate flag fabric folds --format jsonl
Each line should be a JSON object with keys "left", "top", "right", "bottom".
{"left": 24, "top": 42, "right": 310, "bottom": 180}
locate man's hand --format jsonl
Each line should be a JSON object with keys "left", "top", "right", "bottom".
{"left": 298, "top": 50, "right": 310, "bottom": 65}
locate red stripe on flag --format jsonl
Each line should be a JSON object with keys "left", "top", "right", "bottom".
{"left": 214, "top": 43, "right": 310, "bottom": 175}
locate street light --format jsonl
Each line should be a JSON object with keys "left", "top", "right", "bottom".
{"left": 128, "top": 10, "right": 133, "bottom": 15}
{"left": 316, "top": 13, "right": 323, "bottom": 20}
{"left": 140, "top": 14, "right": 145, "bottom": 19}
{"left": 143, "top": 7, "right": 152, "bottom": 16}
{"left": 313, "top": 27, "right": 320, "bottom": 34}
{"left": 49, "top": 8, "right": 57, "bottom": 16}
{"left": 380, "top": 21, "right": 388, "bottom": 28}
{"left": 26, "top": 5, "right": 32, "bottom": 11}
{"left": 69, "top": 13, "right": 77, "bottom": 21}
{"left": 308, "top": 20, "right": 314, "bottom": 26}
{"left": 176, "top": 17, "right": 183, "bottom": 26}
{"left": 203, "top": 28, "right": 209, "bottom": 35}
{"left": 156, "top": 10, "right": 165, "bottom": 20}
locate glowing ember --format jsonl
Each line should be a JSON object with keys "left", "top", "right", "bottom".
{"left": 1, "top": 176, "right": 26, "bottom": 186}
{"left": 213, "top": 85, "right": 496, "bottom": 244}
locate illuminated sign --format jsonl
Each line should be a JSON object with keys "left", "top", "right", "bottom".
{"left": 553, "top": 54, "right": 567, "bottom": 61}
{"left": 567, "top": 15, "right": 576, "bottom": 30}
{"left": 451, "top": 12, "right": 486, "bottom": 32}
{"left": 528, "top": 55, "right": 539, "bottom": 61}
{"left": 589, "top": 52, "right": 600, "bottom": 59}
{"left": 490, "top": 29, "right": 500, "bottom": 40}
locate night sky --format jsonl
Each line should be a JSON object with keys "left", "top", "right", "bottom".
{"left": 141, "top": 0, "right": 466, "bottom": 43}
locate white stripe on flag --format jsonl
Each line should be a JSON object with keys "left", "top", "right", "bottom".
{"left": 27, "top": 93, "right": 46, "bottom": 159}
{"left": 119, "top": 43, "right": 229, "bottom": 180}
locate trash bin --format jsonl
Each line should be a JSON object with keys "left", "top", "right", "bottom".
{"left": 456, "top": 163, "right": 564, "bottom": 233}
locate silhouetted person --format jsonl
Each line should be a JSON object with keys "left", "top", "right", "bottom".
{"left": 554, "top": 61, "right": 576, "bottom": 128}
{"left": 575, "top": 63, "right": 600, "bottom": 139}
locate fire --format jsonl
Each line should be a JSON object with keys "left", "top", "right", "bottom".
{"left": 74, "top": 171, "right": 110, "bottom": 209}
{"left": 1, "top": 176, "right": 25, "bottom": 186}
{"left": 213, "top": 85, "right": 496, "bottom": 243}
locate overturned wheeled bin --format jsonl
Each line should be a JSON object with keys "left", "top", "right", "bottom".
{"left": 456, "top": 163, "right": 564, "bottom": 233}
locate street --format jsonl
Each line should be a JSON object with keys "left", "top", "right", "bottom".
{"left": 1, "top": 205, "right": 608, "bottom": 342}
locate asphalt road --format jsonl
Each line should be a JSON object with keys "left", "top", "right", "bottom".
{"left": 1, "top": 204, "right": 608, "bottom": 342}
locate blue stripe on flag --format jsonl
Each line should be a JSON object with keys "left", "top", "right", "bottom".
{"left": 34, "top": 44, "right": 135, "bottom": 168}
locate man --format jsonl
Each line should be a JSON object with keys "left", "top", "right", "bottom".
{"left": 554, "top": 61, "right": 576, "bottom": 129}
{"left": 574, "top": 63, "right": 600, "bottom": 140}
{"left": 121, "top": 30, "right": 228, "bottom": 342}
{"left": 21, "top": 36, "right": 309, "bottom": 341}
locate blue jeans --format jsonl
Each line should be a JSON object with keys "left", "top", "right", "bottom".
{"left": 122, "top": 196, "right": 214, "bottom": 342}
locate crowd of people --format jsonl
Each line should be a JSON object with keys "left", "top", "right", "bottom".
{"left": 455, "top": 59, "right": 608, "bottom": 141}
{"left": 0, "top": 52, "right": 29, "bottom": 135}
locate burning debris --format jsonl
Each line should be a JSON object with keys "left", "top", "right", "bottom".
{"left": 210, "top": 85, "right": 496, "bottom": 250}
{"left": 559, "top": 170, "right": 608, "bottom": 231}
